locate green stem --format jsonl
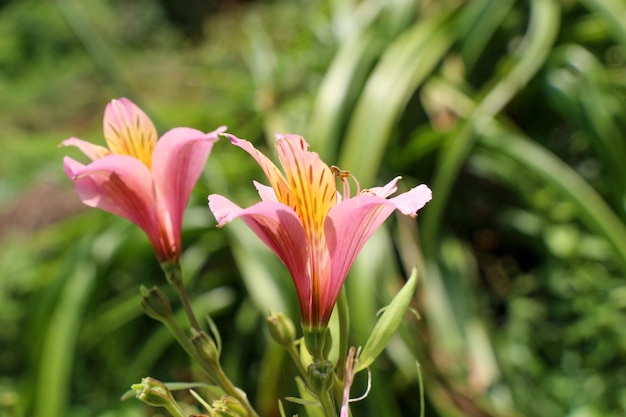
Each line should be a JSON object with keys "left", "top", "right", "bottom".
{"left": 163, "top": 262, "right": 202, "bottom": 331}
{"left": 319, "top": 390, "right": 338, "bottom": 417}
{"left": 165, "top": 400, "right": 188, "bottom": 417}
{"left": 163, "top": 316, "right": 260, "bottom": 416}
{"left": 158, "top": 264, "right": 260, "bottom": 416}
{"left": 286, "top": 343, "right": 309, "bottom": 381}
{"left": 335, "top": 289, "right": 350, "bottom": 381}
{"left": 208, "top": 360, "right": 261, "bottom": 417}
{"left": 161, "top": 316, "right": 211, "bottom": 378}
{"left": 173, "top": 278, "right": 202, "bottom": 332}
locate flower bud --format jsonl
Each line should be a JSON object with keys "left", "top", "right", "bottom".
{"left": 307, "top": 359, "right": 334, "bottom": 396}
{"left": 212, "top": 396, "right": 248, "bottom": 417}
{"left": 140, "top": 286, "right": 173, "bottom": 322}
{"left": 303, "top": 326, "right": 332, "bottom": 360}
{"left": 266, "top": 311, "right": 296, "bottom": 347}
{"left": 191, "top": 329, "right": 220, "bottom": 364}
{"left": 131, "top": 377, "right": 175, "bottom": 408}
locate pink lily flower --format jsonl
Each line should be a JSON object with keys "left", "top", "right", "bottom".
{"left": 208, "top": 134, "right": 432, "bottom": 329}
{"left": 62, "top": 97, "right": 225, "bottom": 263}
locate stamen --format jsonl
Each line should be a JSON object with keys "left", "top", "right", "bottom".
{"left": 331, "top": 165, "right": 351, "bottom": 180}
{"left": 349, "top": 172, "right": 361, "bottom": 195}
{"left": 331, "top": 165, "right": 358, "bottom": 199}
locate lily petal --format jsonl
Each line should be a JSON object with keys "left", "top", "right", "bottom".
{"left": 389, "top": 184, "right": 432, "bottom": 217}
{"left": 63, "top": 155, "right": 166, "bottom": 256}
{"left": 325, "top": 195, "right": 397, "bottom": 317}
{"left": 103, "top": 98, "right": 158, "bottom": 167}
{"left": 326, "top": 184, "right": 431, "bottom": 300}
{"left": 253, "top": 181, "right": 278, "bottom": 202}
{"left": 209, "top": 194, "right": 312, "bottom": 317}
{"left": 61, "top": 137, "right": 111, "bottom": 161}
{"left": 364, "top": 176, "right": 401, "bottom": 198}
{"left": 275, "top": 134, "right": 337, "bottom": 231}
{"left": 152, "top": 126, "right": 223, "bottom": 241}
{"left": 227, "top": 134, "right": 293, "bottom": 207}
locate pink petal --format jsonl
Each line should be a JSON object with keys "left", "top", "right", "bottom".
{"left": 364, "top": 176, "right": 401, "bottom": 198}
{"left": 325, "top": 195, "right": 397, "bottom": 313}
{"left": 152, "top": 126, "right": 223, "bottom": 239}
{"left": 325, "top": 183, "right": 431, "bottom": 304}
{"left": 226, "top": 134, "right": 293, "bottom": 205}
{"left": 253, "top": 181, "right": 278, "bottom": 202}
{"left": 275, "top": 134, "right": 337, "bottom": 218}
{"left": 63, "top": 154, "right": 162, "bottom": 250}
{"left": 389, "top": 184, "right": 432, "bottom": 216}
{"left": 103, "top": 98, "right": 157, "bottom": 166}
{"left": 61, "top": 137, "right": 111, "bottom": 161}
{"left": 208, "top": 194, "right": 311, "bottom": 313}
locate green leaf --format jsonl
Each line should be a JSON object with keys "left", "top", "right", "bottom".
{"left": 354, "top": 267, "right": 418, "bottom": 373}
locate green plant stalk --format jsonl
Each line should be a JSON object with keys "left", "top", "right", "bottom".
{"left": 285, "top": 343, "right": 309, "bottom": 382}
{"left": 164, "top": 399, "right": 188, "bottom": 417}
{"left": 160, "top": 314, "right": 260, "bottom": 417}
{"left": 206, "top": 360, "right": 261, "bottom": 417}
{"left": 319, "top": 390, "right": 338, "bottom": 417}
{"left": 163, "top": 262, "right": 201, "bottom": 332}
{"left": 335, "top": 288, "right": 350, "bottom": 381}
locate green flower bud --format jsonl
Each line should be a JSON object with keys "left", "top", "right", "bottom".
{"left": 191, "top": 329, "right": 220, "bottom": 364}
{"left": 212, "top": 396, "right": 248, "bottom": 417}
{"left": 307, "top": 359, "right": 334, "bottom": 396}
{"left": 131, "top": 377, "right": 175, "bottom": 408}
{"left": 140, "top": 286, "right": 173, "bottom": 322}
{"left": 303, "top": 326, "right": 332, "bottom": 360}
{"left": 266, "top": 311, "right": 296, "bottom": 347}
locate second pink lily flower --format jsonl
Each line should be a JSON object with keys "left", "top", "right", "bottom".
{"left": 63, "top": 98, "right": 225, "bottom": 264}
{"left": 209, "top": 134, "right": 432, "bottom": 330}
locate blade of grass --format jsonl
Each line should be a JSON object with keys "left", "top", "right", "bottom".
{"left": 308, "top": 0, "right": 416, "bottom": 160}
{"left": 338, "top": 9, "right": 456, "bottom": 184}
{"left": 53, "top": 0, "right": 135, "bottom": 99}
{"left": 579, "top": 0, "right": 626, "bottom": 49}
{"left": 422, "top": 0, "right": 561, "bottom": 251}
{"left": 36, "top": 256, "right": 96, "bottom": 417}
{"left": 481, "top": 126, "right": 626, "bottom": 269}
{"left": 429, "top": 77, "right": 626, "bottom": 270}
{"left": 457, "top": 0, "right": 516, "bottom": 72}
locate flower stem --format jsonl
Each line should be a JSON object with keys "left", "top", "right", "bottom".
{"left": 335, "top": 288, "right": 350, "bottom": 381}
{"left": 163, "top": 261, "right": 201, "bottom": 331}
{"left": 319, "top": 390, "right": 338, "bottom": 417}
{"left": 212, "top": 361, "right": 260, "bottom": 417}
{"left": 173, "top": 278, "right": 202, "bottom": 331}
{"left": 286, "top": 343, "right": 308, "bottom": 381}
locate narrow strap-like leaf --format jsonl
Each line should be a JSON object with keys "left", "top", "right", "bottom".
{"left": 355, "top": 267, "right": 418, "bottom": 372}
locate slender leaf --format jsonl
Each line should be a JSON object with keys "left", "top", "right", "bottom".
{"left": 355, "top": 268, "right": 418, "bottom": 373}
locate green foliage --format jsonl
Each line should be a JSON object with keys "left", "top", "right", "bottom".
{"left": 2, "top": 0, "right": 626, "bottom": 416}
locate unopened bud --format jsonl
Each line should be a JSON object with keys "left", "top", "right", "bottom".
{"left": 191, "top": 329, "right": 220, "bottom": 364}
{"left": 140, "top": 286, "right": 173, "bottom": 322}
{"left": 212, "top": 395, "right": 248, "bottom": 417}
{"left": 131, "top": 377, "right": 175, "bottom": 408}
{"left": 307, "top": 359, "right": 334, "bottom": 396}
{"left": 266, "top": 311, "right": 296, "bottom": 347}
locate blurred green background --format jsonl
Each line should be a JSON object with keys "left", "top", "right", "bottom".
{"left": 1, "top": 0, "right": 625, "bottom": 416}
